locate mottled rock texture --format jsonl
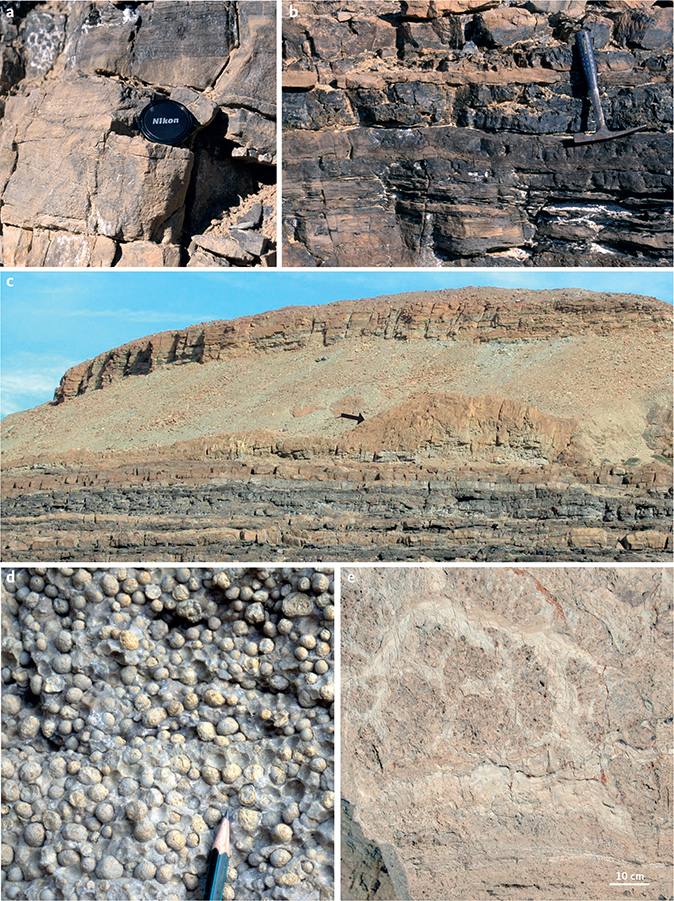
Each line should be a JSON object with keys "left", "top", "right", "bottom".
{"left": 1, "top": 288, "right": 671, "bottom": 562}
{"left": 282, "top": 0, "right": 673, "bottom": 267}
{"left": 342, "top": 566, "right": 673, "bottom": 900}
{"left": 1, "top": 566, "right": 334, "bottom": 900}
{"left": 0, "top": 1, "right": 276, "bottom": 268}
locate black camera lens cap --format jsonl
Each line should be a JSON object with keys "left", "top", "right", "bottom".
{"left": 138, "top": 99, "right": 193, "bottom": 145}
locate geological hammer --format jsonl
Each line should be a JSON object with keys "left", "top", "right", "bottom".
{"left": 573, "top": 30, "right": 647, "bottom": 144}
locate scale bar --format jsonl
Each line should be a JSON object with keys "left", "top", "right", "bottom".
{"left": 609, "top": 883, "right": 650, "bottom": 887}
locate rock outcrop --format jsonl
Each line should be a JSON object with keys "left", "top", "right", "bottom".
{"left": 282, "top": 0, "right": 673, "bottom": 267}
{"left": 342, "top": 566, "right": 673, "bottom": 900}
{"left": 2, "top": 456, "right": 672, "bottom": 562}
{"left": 1, "top": 288, "right": 671, "bottom": 562}
{"left": 342, "top": 393, "right": 583, "bottom": 461}
{"left": 50, "top": 287, "right": 670, "bottom": 401}
{"left": 0, "top": 1, "right": 276, "bottom": 267}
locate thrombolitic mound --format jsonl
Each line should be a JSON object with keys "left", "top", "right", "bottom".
{"left": 1, "top": 287, "right": 672, "bottom": 562}
{"left": 341, "top": 567, "right": 673, "bottom": 901}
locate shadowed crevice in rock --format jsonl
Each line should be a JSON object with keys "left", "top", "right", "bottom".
{"left": 341, "top": 797, "right": 403, "bottom": 900}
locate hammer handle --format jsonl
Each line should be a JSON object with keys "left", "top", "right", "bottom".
{"left": 575, "top": 30, "right": 606, "bottom": 131}
{"left": 576, "top": 30, "right": 599, "bottom": 94}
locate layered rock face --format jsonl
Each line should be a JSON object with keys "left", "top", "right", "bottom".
{"left": 342, "top": 566, "right": 673, "bottom": 900}
{"left": 1, "top": 288, "right": 671, "bottom": 561}
{"left": 0, "top": 1, "right": 276, "bottom": 267}
{"left": 282, "top": 0, "right": 673, "bottom": 267}
{"left": 50, "top": 287, "right": 670, "bottom": 400}
{"left": 2, "top": 457, "right": 672, "bottom": 562}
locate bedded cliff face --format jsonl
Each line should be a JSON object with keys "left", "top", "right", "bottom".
{"left": 0, "top": 1, "right": 276, "bottom": 268}
{"left": 51, "top": 287, "right": 670, "bottom": 401}
{"left": 282, "top": 0, "right": 673, "bottom": 268}
{"left": 2, "top": 457, "right": 672, "bottom": 562}
{"left": 341, "top": 567, "right": 674, "bottom": 900}
{"left": 1, "top": 288, "right": 671, "bottom": 562}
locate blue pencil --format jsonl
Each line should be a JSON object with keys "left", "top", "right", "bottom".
{"left": 203, "top": 813, "right": 230, "bottom": 901}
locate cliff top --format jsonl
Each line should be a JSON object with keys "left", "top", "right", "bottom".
{"left": 54, "top": 288, "right": 670, "bottom": 403}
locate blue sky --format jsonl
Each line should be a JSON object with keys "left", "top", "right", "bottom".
{"left": 2, "top": 269, "right": 672, "bottom": 417}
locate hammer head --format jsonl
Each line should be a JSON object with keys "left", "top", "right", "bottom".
{"left": 573, "top": 123, "right": 648, "bottom": 144}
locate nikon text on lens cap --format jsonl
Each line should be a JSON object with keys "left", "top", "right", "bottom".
{"left": 138, "top": 99, "right": 193, "bottom": 145}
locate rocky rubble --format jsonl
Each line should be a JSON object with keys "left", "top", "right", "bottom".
{"left": 342, "top": 566, "right": 673, "bottom": 900}
{"left": 1, "top": 566, "right": 334, "bottom": 899}
{"left": 0, "top": 1, "right": 276, "bottom": 267}
{"left": 282, "top": 0, "right": 672, "bottom": 267}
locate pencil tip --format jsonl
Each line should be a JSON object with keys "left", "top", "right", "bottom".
{"left": 213, "top": 813, "right": 231, "bottom": 854}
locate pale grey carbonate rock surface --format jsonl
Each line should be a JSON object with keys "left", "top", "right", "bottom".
{"left": 1, "top": 566, "right": 334, "bottom": 900}
{"left": 342, "top": 566, "right": 673, "bottom": 901}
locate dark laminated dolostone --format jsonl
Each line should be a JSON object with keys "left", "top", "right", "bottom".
{"left": 138, "top": 99, "right": 193, "bottom": 146}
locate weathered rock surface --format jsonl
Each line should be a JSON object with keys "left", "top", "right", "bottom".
{"left": 1, "top": 566, "right": 334, "bottom": 899}
{"left": 0, "top": 1, "right": 276, "bottom": 267}
{"left": 341, "top": 798, "right": 402, "bottom": 900}
{"left": 342, "top": 567, "right": 673, "bottom": 899}
{"left": 1, "top": 288, "right": 671, "bottom": 562}
{"left": 282, "top": 0, "right": 673, "bottom": 267}
{"left": 340, "top": 393, "right": 585, "bottom": 463}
